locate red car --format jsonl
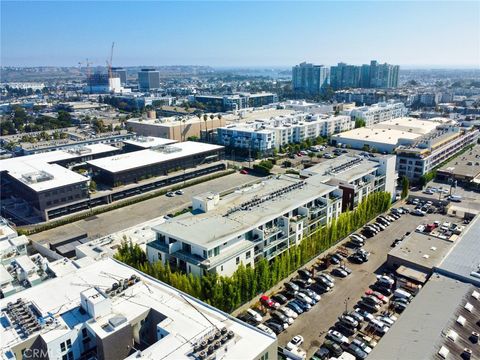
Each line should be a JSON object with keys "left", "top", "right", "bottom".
{"left": 296, "top": 152, "right": 303, "bottom": 157}
{"left": 260, "top": 295, "right": 280, "bottom": 309}
{"left": 365, "top": 289, "right": 388, "bottom": 303}
{"left": 240, "top": 169, "right": 249, "bottom": 174}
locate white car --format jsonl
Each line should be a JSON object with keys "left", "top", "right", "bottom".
{"left": 327, "top": 330, "right": 349, "bottom": 345}
{"left": 320, "top": 273, "right": 335, "bottom": 283}
{"left": 257, "top": 323, "right": 276, "bottom": 338}
{"left": 352, "top": 338, "right": 372, "bottom": 354}
{"left": 246, "top": 309, "right": 262, "bottom": 323}
{"left": 416, "top": 225, "right": 425, "bottom": 233}
{"left": 376, "top": 275, "right": 394, "bottom": 285}
{"left": 378, "top": 316, "right": 395, "bottom": 327}
{"left": 279, "top": 306, "right": 298, "bottom": 319}
{"left": 295, "top": 292, "right": 313, "bottom": 305}
{"left": 286, "top": 335, "right": 304, "bottom": 350}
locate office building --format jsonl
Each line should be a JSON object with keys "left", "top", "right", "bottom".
{"left": 126, "top": 115, "right": 226, "bottom": 141}
{"left": 0, "top": 144, "right": 119, "bottom": 221}
{"left": 194, "top": 93, "right": 278, "bottom": 112}
{"left": 330, "top": 60, "right": 399, "bottom": 90}
{"left": 122, "top": 136, "right": 177, "bottom": 152}
{"left": 330, "top": 117, "right": 442, "bottom": 153}
{"left": 300, "top": 154, "right": 398, "bottom": 207}
{"left": 344, "top": 101, "right": 407, "bottom": 127}
{"left": 111, "top": 67, "right": 127, "bottom": 85}
{"left": 138, "top": 69, "right": 160, "bottom": 91}
{"left": 87, "top": 142, "right": 225, "bottom": 187}
{"left": 86, "top": 73, "right": 123, "bottom": 94}
{"left": 147, "top": 174, "right": 342, "bottom": 277}
{"left": 292, "top": 62, "right": 330, "bottom": 95}
{"left": 396, "top": 126, "right": 479, "bottom": 180}
{"left": 0, "top": 258, "right": 277, "bottom": 360}
{"left": 217, "top": 113, "right": 354, "bottom": 153}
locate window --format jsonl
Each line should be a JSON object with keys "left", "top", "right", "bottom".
{"left": 236, "top": 257, "right": 240, "bottom": 265}
{"left": 66, "top": 339, "right": 71, "bottom": 348}
{"left": 245, "top": 251, "right": 251, "bottom": 259}
{"left": 82, "top": 328, "right": 88, "bottom": 338}
{"left": 67, "top": 352, "right": 74, "bottom": 360}
{"left": 60, "top": 342, "right": 66, "bottom": 352}
{"left": 214, "top": 246, "right": 220, "bottom": 256}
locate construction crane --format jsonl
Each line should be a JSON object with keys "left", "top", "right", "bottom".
{"left": 107, "top": 41, "right": 115, "bottom": 79}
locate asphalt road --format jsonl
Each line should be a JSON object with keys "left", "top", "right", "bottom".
{"left": 29, "top": 172, "right": 260, "bottom": 244}
{"left": 275, "top": 205, "right": 457, "bottom": 358}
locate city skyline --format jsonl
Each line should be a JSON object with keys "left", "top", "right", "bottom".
{"left": 1, "top": 1, "right": 479, "bottom": 68}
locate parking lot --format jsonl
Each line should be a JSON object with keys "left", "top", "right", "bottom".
{"left": 238, "top": 202, "right": 461, "bottom": 359}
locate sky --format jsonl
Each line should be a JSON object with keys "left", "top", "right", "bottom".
{"left": 1, "top": 1, "right": 479, "bottom": 68}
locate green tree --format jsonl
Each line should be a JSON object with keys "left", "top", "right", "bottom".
{"left": 401, "top": 176, "right": 409, "bottom": 199}
{"left": 355, "top": 118, "right": 366, "bottom": 128}
{"left": 89, "top": 180, "right": 97, "bottom": 192}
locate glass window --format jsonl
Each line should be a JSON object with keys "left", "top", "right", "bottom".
{"left": 60, "top": 342, "right": 66, "bottom": 352}
{"left": 236, "top": 257, "right": 240, "bottom": 265}
{"left": 66, "top": 339, "right": 71, "bottom": 348}
{"left": 245, "top": 251, "right": 251, "bottom": 259}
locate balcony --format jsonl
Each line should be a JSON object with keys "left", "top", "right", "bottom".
{"left": 171, "top": 250, "right": 206, "bottom": 267}
{"left": 148, "top": 240, "right": 170, "bottom": 254}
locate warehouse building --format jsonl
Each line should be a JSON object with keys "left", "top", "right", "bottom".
{"left": 87, "top": 142, "right": 225, "bottom": 187}
{"left": 0, "top": 258, "right": 277, "bottom": 360}
{"left": 147, "top": 174, "right": 342, "bottom": 277}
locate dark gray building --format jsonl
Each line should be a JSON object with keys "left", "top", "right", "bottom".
{"left": 138, "top": 68, "right": 160, "bottom": 91}
{"left": 330, "top": 60, "right": 399, "bottom": 90}
{"left": 292, "top": 62, "right": 330, "bottom": 95}
{"left": 111, "top": 67, "right": 127, "bottom": 85}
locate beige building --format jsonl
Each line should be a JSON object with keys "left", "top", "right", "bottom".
{"left": 127, "top": 116, "right": 226, "bottom": 141}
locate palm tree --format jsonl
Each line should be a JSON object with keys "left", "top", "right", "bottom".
{"left": 182, "top": 118, "right": 186, "bottom": 141}
{"left": 203, "top": 114, "right": 208, "bottom": 142}
{"left": 209, "top": 114, "right": 215, "bottom": 142}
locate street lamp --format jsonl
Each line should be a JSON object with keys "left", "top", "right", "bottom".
{"left": 344, "top": 297, "right": 350, "bottom": 314}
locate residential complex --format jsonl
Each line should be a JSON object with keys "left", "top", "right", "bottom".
{"left": 343, "top": 101, "right": 407, "bottom": 127}
{"left": 0, "top": 258, "right": 277, "bottom": 360}
{"left": 292, "top": 62, "right": 330, "bottom": 95}
{"left": 193, "top": 92, "right": 278, "bottom": 112}
{"left": 331, "top": 60, "right": 399, "bottom": 90}
{"left": 138, "top": 69, "right": 160, "bottom": 91}
{"left": 217, "top": 113, "right": 354, "bottom": 153}
{"left": 147, "top": 174, "right": 343, "bottom": 277}
{"left": 147, "top": 154, "right": 396, "bottom": 277}
{"left": 396, "top": 126, "right": 479, "bottom": 180}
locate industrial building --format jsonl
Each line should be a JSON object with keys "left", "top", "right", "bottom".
{"left": 300, "top": 154, "right": 398, "bottom": 208}
{"left": 368, "top": 274, "right": 480, "bottom": 360}
{"left": 194, "top": 92, "right": 278, "bottom": 112}
{"left": 436, "top": 144, "right": 480, "bottom": 190}
{"left": 343, "top": 101, "right": 407, "bottom": 127}
{"left": 147, "top": 174, "right": 343, "bottom": 277}
{"left": 0, "top": 258, "right": 277, "bottom": 360}
{"left": 87, "top": 142, "right": 225, "bottom": 187}
{"left": 396, "top": 126, "right": 480, "bottom": 180}
{"left": 330, "top": 117, "right": 444, "bottom": 153}
{"left": 126, "top": 116, "right": 226, "bottom": 141}
{"left": 0, "top": 144, "right": 119, "bottom": 221}
{"left": 217, "top": 113, "right": 354, "bottom": 153}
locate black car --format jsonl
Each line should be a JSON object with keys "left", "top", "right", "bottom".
{"left": 357, "top": 301, "right": 379, "bottom": 313}
{"left": 265, "top": 320, "right": 283, "bottom": 334}
{"left": 349, "top": 254, "right": 366, "bottom": 264}
{"left": 371, "top": 283, "right": 393, "bottom": 296}
{"left": 331, "top": 267, "right": 348, "bottom": 278}
{"left": 285, "top": 282, "right": 300, "bottom": 293}
{"left": 298, "top": 268, "right": 313, "bottom": 280}
{"left": 347, "top": 343, "right": 368, "bottom": 360}
{"left": 330, "top": 254, "right": 343, "bottom": 265}
{"left": 292, "top": 278, "right": 310, "bottom": 289}
{"left": 361, "top": 229, "right": 375, "bottom": 238}
{"left": 323, "top": 340, "right": 343, "bottom": 357}
{"left": 392, "top": 301, "right": 407, "bottom": 313}
{"left": 272, "top": 293, "right": 288, "bottom": 305}
{"left": 311, "top": 282, "right": 330, "bottom": 294}
{"left": 312, "top": 347, "right": 330, "bottom": 360}
{"left": 334, "top": 322, "right": 356, "bottom": 336}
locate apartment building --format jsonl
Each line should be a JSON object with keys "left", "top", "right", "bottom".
{"left": 396, "top": 126, "right": 480, "bottom": 180}
{"left": 0, "top": 258, "right": 277, "bottom": 360}
{"left": 147, "top": 174, "right": 342, "bottom": 277}
{"left": 194, "top": 93, "right": 278, "bottom": 112}
{"left": 216, "top": 113, "right": 354, "bottom": 153}
{"left": 344, "top": 101, "right": 407, "bottom": 127}
{"left": 301, "top": 154, "right": 397, "bottom": 210}
{"left": 292, "top": 62, "right": 330, "bottom": 95}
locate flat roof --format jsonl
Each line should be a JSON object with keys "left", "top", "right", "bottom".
{"left": 123, "top": 136, "right": 177, "bottom": 148}
{"left": 436, "top": 215, "right": 480, "bottom": 286}
{"left": 373, "top": 117, "right": 439, "bottom": 135}
{"left": 332, "top": 127, "right": 421, "bottom": 146}
{"left": 0, "top": 258, "right": 275, "bottom": 360}
{"left": 369, "top": 274, "right": 480, "bottom": 360}
{"left": 0, "top": 144, "right": 119, "bottom": 192}
{"left": 437, "top": 144, "right": 480, "bottom": 179}
{"left": 87, "top": 141, "right": 223, "bottom": 174}
{"left": 388, "top": 231, "right": 457, "bottom": 271}
{"left": 153, "top": 174, "right": 337, "bottom": 248}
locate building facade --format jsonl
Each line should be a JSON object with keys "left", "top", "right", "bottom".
{"left": 147, "top": 175, "right": 343, "bottom": 277}
{"left": 138, "top": 69, "right": 160, "bottom": 91}
{"left": 345, "top": 101, "right": 407, "bottom": 127}
{"left": 194, "top": 93, "right": 278, "bottom": 112}
{"left": 330, "top": 60, "right": 399, "bottom": 90}
{"left": 292, "top": 62, "right": 330, "bottom": 95}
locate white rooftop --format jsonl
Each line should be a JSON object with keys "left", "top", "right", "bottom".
{"left": 87, "top": 141, "right": 223, "bottom": 173}
{"left": 0, "top": 258, "right": 275, "bottom": 360}
{"left": 123, "top": 136, "right": 177, "bottom": 149}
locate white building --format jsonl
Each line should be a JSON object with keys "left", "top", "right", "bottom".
{"left": 0, "top": 258, "right": 277, "bottom": 360}
{"left": 148, "top": 174, "right": 343, "bottom": 277}
{"left": 217, "top": 113, "right": 354, "bottom": 153}
{"left": 344, "top": 101, "right": 407, "bottom": 127}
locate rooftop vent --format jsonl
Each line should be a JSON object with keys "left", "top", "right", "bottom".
{"left": 438, "top": 346, "right": 449, "bottom": 359}
{"left": 21, "top": 171, "right": 54, "bottom": 184}
{"left": 462, "top": 348, "right": 472, "bottom": 360}
{"left": 464, "top": 302, "right": 474, "bottom": 312}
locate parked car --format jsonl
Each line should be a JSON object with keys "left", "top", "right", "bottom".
{"left": 298, "top": 268, "right": 313, "bottom": 281}
{"left": 351, "top": 338, "right": 372, "bottom": 354}
{"left": 371, "top": 283, "right": 393, "bottom": 296}
{"left": 291, "top": 298, "right": 311, "bottom": 312}
{"left": 311, "top": 282, "right": 332, "bottom": 293}
{"left": 240, "top": 169, "right": 249, "bottom": 175}
{"left": 285, "top": 282, "right": 300, "bottom": 294}
{"left": 323, "top": 340, "right": 343, "bottom": 357}
{"left": 330, "top": 253, "right": 343, "bottom": 265}
{"left": 311, "top": 347, "right": 330, "bottom": 360}
{"left": 348, "top": 311, "right": 364, "bottom": 324}
{"left": 349, "top": 253, "right": 366, "bottom": 264}
{"left": 295, "top": 292, "right": 313, "bottom": 305}
{"left": 350, "top": 234, "right": 366, "bottom": 242}
{"left": 246, "top": 309, "right": 262, "bottom": 323}
{"left": 317, "top": 275, "right": 334, "bottom": 288}
{"left": 300, "top": 288, "right": 321, "bottom": 302}
{"left": 292, "top": 278, "right": 310, "bottom": 289}
{"left": 264, "top": 320, "right": 284, "bottom": 334}
{"left": 376, "top": 275, "right": 394, "bottom": 286}
{"left": 362, "top": 295, "right": 382, "bottom": 306}
{"left": 339, "top": 315, "right": 359, "bottom": 329}
{"left": 271, "top": 311, "right": 291, "bottom": 327}
{"left": 166, "top": 191, "right": 175, "bottom": 197}
{"left": 378, "top": 316, "right": 395, "bottom": 327}
{"left": 257, "top": 323, "right": 276, "bottom": 338}
{"left": 369, "top": 319, "right": 389, "bottom": 334}
{"left": 335, "top": 322, "right": 356, "bottom": 337}
{"left": 286, "top": 300, "right": 303, "bottom": 315}
{"left": 272, "top": 293, "right": 288, "bottom": 305}
{"left": 286, "top": 335, "right": 304, "bottom": 350}
{"left": 332, "top": 267, "right": 349, "bottom": 278}
{"left": 175, "top": 189, "right": 184, "bottom": 195}
{"left": 350, "top": 238, "right": 365, "bottom": 248}
{"left": 392, "top": 301, "right": 407, "bottom": 313}
{"left": 279, "top": 306, "right": 298, "bottom": 319}
{"left": 357, "top": 300, "right": 380, "bottom": 313}
{"left": 327, "top": 330, "right": 350, "bottom": 345}
{"left": 353, "top": 308, "right": 374, "bottom": 321}
{"left": 260, "top": 295, "right": 280, "bottom": 309}
{"left": 365, "top": 290, "right": 388, "bottom": 304}
{"left": 339, "top": 264, "right": 353, "bottom": 274}
{"left": 375, "top": 222, "right": 386, "bottom": 231}
{"left": 346, "top": 343, "right": 368, "bottom": 360}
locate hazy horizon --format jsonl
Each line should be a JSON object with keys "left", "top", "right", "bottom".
{"left": 1, "top": 1, "right": 479, "bottom": 68}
